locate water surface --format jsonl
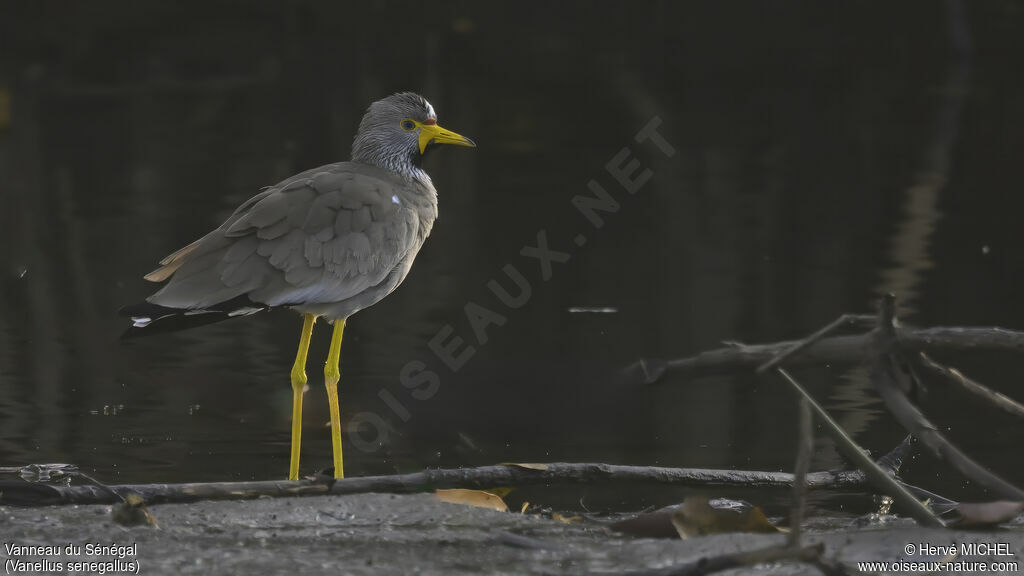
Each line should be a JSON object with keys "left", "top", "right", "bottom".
{"left": 1, "top": 1, "right": 1023, "bottom": 513}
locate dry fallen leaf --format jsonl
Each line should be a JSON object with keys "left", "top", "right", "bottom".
{"left": 552, "top": 512, "right": 582, "bottom": 524}
{"left": 435, "top": 489, "right": 508, "bottom": 512}
{"left": 501, "top": 463, "right": 549, "bottom": 471}
{"left": 949, "top": 501, "right": 1024, "bottom": 529}
{"left": 111, "top": 493, "right": 158, "bottom": 527}
{"left": 487, "top": 486, "right": 515, "bottom": 499}
{"left": 671, "top": 497, "right": 779, "bottom": 539}
{"left": 611, "top": 497, "right": 780, "bottom": 539}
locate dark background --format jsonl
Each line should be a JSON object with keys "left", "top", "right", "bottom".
{"left": 1, "top": 1, "right": 1022, "bottom": 512}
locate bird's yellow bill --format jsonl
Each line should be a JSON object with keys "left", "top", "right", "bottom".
{"left": 419, "top": 123, "right": 475, "bottom": 153}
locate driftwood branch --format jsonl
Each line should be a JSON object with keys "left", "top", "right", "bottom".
{"left": 788, "top": 397, "right": 813, "bottom": 547}
{"left": 631, "top": 326, "right": 1024, "bottom": 384}
{"left": 0, "top": 462, "right": 877, "bottom": 507}
{"left": 871, "top": 296, "right": 1024, "bottom": 502}
{"left": 916, "top": 352, "right": 1024, "bottom": 419}
{"left": 774, "top": 368, "right": 944, "bottom": 528}
{"left": 630, "top": 286, "right": 1024, "bottom": 522}
{"left": 757, "top": 314, "right": 875, "bottom": 374}
{"left": 630, "top": 297, "right": 1024, "bottom": 507}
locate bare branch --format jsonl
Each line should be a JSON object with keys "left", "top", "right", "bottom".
{"left": 774, "top": 368, "right": 944, "bottom": 528}
{"left": 631, "top": 326, "right": 1024, "bottom": 384}
{"left": 757, "top": 314, "right": 875, "bottom": 374}
{"left": 870, "top": 298, "right": 1024, "bottom": 502}
{"left": 788, "top": 397, "right": 813, "bottom": 547}
{"left": 916, "top": 352, "right": 1024, "bottom": 419}
{"left": 0, "top": 462, "right": 876, "bottom": 507}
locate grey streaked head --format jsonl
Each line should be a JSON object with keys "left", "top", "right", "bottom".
{"left": 351, "top": 92, "right": 475, "bottom": 181}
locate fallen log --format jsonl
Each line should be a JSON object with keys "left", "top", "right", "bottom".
{"left": 0, "top": 461, "right": 873, "bottom": 507}
{"left": 630, "top": 326, "right": 1024, "bottom": 384}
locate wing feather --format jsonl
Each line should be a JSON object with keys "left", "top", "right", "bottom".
{"left": 145, "top": 162, "right": 429, "bottom": 312}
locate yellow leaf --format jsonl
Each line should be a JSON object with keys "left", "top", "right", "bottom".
{"left": 487, "top": 486, "right": 515, "bottom": 498}
{"left": 501, "top": 462, "right": 549, "bottom": 470}
{"left": 520, "top": 501, "right": 530, "bottom": 514}
{"left": 111, "top": 493, "right": 158, "bottom": 527}
{"left": 435, "top": 489, "right": 508, "bottom": 512}
{"left": 671, "top": 496, "right": 779, "bottom": 539}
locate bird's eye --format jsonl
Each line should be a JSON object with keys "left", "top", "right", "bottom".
{"left": 400, "top": 119, "right": 417, "bottom": 131}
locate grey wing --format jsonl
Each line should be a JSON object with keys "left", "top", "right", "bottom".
{"left": 146, "top": 165, "right": 420, "bottom": 310}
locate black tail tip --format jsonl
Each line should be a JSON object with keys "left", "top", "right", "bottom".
{"left": 118, "top": 297, "right": 265, "bottom": 338}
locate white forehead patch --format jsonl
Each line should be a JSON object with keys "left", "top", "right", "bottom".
{"left": 424, "top": 100, "right": 436, "bottom": 119}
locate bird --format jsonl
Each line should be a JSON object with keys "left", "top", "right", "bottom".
{"left": 121, "top": 92, "right": 475, "bottom": 480}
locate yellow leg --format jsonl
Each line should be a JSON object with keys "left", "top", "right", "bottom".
{"left": 324, "top": 318, "right": 346, "bottom": 479}
{"left": 289, "top": 313, "right": 316, "bottom": 480}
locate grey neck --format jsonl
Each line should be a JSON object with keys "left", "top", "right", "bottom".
{"left": 351, "top": 140, "right": 431, "bottom": 184}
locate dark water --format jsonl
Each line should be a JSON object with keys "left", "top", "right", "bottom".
{"left": 1, "top": 2, "right": 1023, "bottom": 512}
